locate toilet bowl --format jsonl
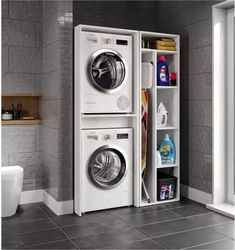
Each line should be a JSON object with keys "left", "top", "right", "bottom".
{"left": 1, "top": 166, "right": 24, "bottom": 217}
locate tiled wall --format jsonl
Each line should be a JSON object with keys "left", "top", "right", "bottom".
{"left": 1, "top": 0, "right": 43, "bottom": 191}
{"left": 1, "top": 0, "right": 73, "bottom": 201}
{"left": 2, "top": 0, "right": 42, "bottom": 94}
{"left": 2, "top": 125, "right": 43, "bottom": 191}
{"left": 154, "top": 1, "right": 218, "bottom": 194}
{"left": 41, "top": 1, "right": 73, "bottom": 201}
{"left": 73, "top": 1, "right": 162, "bottom": 31}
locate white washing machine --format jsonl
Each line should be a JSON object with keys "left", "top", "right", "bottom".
{"left": 81, "top": 128, "right": 133, "bottom": 212}
{"left": 79, "top": 31, "right": 132, "bottom": 113}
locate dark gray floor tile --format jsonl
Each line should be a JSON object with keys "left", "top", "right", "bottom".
{"left": 152, "top": 228, "right": 226, "bottom": 249}
{"left": 189, "top": 239, "right": 235, "bottom": 249}
{"left": 50, "top": 214, "right": 86, "bottom": 227}
{"left": 2, "top": 218, "right": 56, "bottom": 236}
{"left": 2, "top": 208, "right": 47, "bottom": 225}
{"left": 169, "top": 204, "right": 211, "bottom": 217}
{"left": 2, "top": 228, "right": 67, "bottom": 249}
{"left": 136, "top": 213, "right": 231, "bottom": 238}
{"left": 61, "top": 218, "right": 130, "bottom": 239}
{"left": 73, "top": 227, "right": 147, "bottom": 249}
{"left": 27, "top": 239, "right": 78, "bottom": 249}
{"left": 121, "top": 209, "right": 181, "bottom": 226}
{"left": 17, "top": 203, "right": 40, "bottom": 212}
{"left": 209, "top": 221, "right": 235, "bottom": 240}
{"left": 105, "top": 239, "right": 163, "bottom": 249}
{"left": 107, "top": 198, "right": 197, "bottom": 218}
{"left": 37, "top": 203, "right": 57, "bottom": 217}
{"left": 51, "top": 213, "right": 120, "bottom": 228}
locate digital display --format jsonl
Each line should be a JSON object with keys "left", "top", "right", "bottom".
{"left": 116, "top": 39, "right": 128, "bottom": 45}
{"left": 117, "top": 133, "right": 128, "bottom": 139}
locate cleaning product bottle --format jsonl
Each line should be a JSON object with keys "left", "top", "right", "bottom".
{"left": 157, "top": 145, "right": 162, "bottom": 166}
{"left": 159, "top": 134, "right": 176, "bottom": 164}
{"left": 157, "top": 55, "right": 169, "bottom": 86}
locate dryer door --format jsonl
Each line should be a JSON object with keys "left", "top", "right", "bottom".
{"left": 88, "top": 146, "right": 127, "bottom": 189}
{"left": 87, "top": 49, "right": 127, "bottom": 93}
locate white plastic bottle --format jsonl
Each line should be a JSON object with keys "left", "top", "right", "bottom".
{"left": 157, "top": 150, "right": 162, "bottom": 166}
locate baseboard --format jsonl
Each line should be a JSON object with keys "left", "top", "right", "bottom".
{"left": 42, "top": 191, "right": 73, "bottom": 216}
{"left": 20, "top": 189, "right": 73, "bottom": 216}
{"left": 20, "top": 190, "right": 44, "bottom": 204}
{"left": 180, "top": 184, "right": 212, "bottom": 204}
{"left": 206, "top": 203, "right": 235, "bottom": 219}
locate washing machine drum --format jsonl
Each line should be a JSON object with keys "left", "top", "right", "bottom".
{"left": 88, "top": 146, "right": 127, "bottom": 189}
{"left": 88, "top": 49, "right": 126, "bottom": 93}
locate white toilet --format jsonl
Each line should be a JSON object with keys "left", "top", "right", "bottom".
{"left": 1, "top": 166, "right": 24, "bottom": 217}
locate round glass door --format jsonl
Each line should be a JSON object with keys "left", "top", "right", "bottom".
{"left": 87, "top": 49, "right": 126, "bottom": 93}
{"left": 88, "top": 146, "right": 127, "bottom": 189}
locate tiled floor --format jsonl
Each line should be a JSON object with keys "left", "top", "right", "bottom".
{"left": 2, "top": 198, "right": 235, "bottom": 249}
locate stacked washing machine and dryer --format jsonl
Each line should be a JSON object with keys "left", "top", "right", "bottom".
{"left": 79, "top": 30, "right": 134, "bottom": 213}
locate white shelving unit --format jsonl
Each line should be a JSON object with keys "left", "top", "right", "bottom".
{"left": 140, "top": 31, "right": 180, "bottom": 206}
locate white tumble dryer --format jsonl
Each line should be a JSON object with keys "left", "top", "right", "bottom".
{"left": 81, "top": 128, "right": 133, "bottom": 212}
{"left": 79, "top": 31, "right": 132, "bottom": 113}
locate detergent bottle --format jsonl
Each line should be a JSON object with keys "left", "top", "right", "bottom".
{"left": 157, "top": 55, "right": 169, "bottom": 86}
{"left": 159, "top": 134, "right": 176, "bottom": 164}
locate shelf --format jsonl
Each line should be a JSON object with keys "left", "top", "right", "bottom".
{"left": 156, "top": 164, "right": 178, "bottom": 169}
{"left": 155, "top": 198, "right": 180, "bottom": 205}
{"left": 157, "top": 126, "right": 178, "bottom": 130}
{"left": 81, "top": 114, "right": 138, "bottom": 118}
{"left": 2, "top": 119, "right": 42, "bottom": 125}
{"left": 140, "top": 197, "right": 180, "bottom": 206}
{"left": 141, "top": 48, "right": 178, "bottom": 55}
{"left": 157, "top": 86, "right": 178, "bottom": 89}
{"left": 2, "top": 93, "right": 42, "bottom": 97}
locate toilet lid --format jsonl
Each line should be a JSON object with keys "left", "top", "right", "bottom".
{"left": 1, "top": 166, "right": 23, "bottom": 180}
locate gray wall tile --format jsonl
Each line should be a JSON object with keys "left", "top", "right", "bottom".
{"left": 23, "top": 178, "right": 44, "bottom": 191}
{"left": 2, "top": 0, "right": 9, "bottom": 19}
{"left": 36, "top": 22, "right": 42, "bottom": 48}
{"left": 1, "top": 154, "right": 8, "bottom": 166}
{"left": 2, "top": 73, "right": 35, "bottom": 94}
{"left": 9, "top": 152, "right": 42, "bottom": 167}
{"left": 9, "top": 47, "right": 42, "bottom": 73}
{"left": 183, "top": 1, "right": 213, "bottom": 25}
{"left": 59, "top": 129, "right": 72, "bottom": 158}
{"left": 189, "top": 126, "right": 212, "bottom": 155}
{"left": 189, "top": 151, "right": 212, "bottom": 181}
{"left": 58, "top": 187, "right": 73, "bottom": 201}
{"left": 41, "top": 100, "right": 59, "bottom": 129}
{"left": 189, "top": 100, "right": 212, "bottom": 127}
{"left": 36, "top": 125, "right": 43, "bottom": 152}
{"left": 42, "top": 127, "right": 59, "bottom": 158}
{"left": 189, "top": 175, "right": 212, "bottom": 194}
{"left": 40, "top": 70, "right": 72, "bottom": 100}
{"left": 2, "top": 46, "right": 9, "bottom": 73}
{"left": 41, "top": 99, "right": 72, "bottom": 129}
{"left": 42, "top": 1, "right": 58, "bottom": 21}
{"left": 189, "top": 46, "right": 212, "bottom": 74}
{"left": 189, "top": 73, "right": 212, "bottom": 100}
{"left": 43, "top": 13, "right": 59, "bottom": 46}
{"left": 2, "top": 19, "right": 35, "bottom": 47}
{"left": 188, "top": 18, "right": 212, "bottom": 50}
{"left": 43, "top": 42, "right": 60, "bottom": 73}
{"left": 2, "top": 126, "right": 36, "bottom": 154}
{"left": 9, "top": 0, "right": 42, "bottom": 21}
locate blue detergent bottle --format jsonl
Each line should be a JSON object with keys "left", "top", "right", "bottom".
{"left": 157, "top": 55, "right": 169, "bottom": 86}
{"left": 159, "top": 134, "right": 176, "bottom": 164}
